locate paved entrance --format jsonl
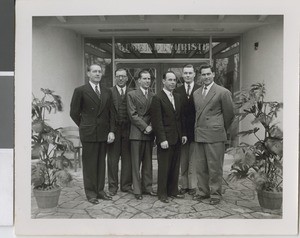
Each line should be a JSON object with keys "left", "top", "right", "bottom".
{"left": 31, "top": 155, "right": 282, "bottom": 219}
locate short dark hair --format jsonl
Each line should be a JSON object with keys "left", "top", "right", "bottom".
{"left": 163, "top": 70, "right": 176, "bottom": 80}
{"left": 199, "top": 64, "right": 215, "bottom": 74}
{"left": 115, "top": 68, "right": 127, "bottom": 76}
{"left": 87, "top": 64, "right": 102, "bottom": 72}
{"left": 138, "top": 69, "right": 150, "bottom": 79}
{"left": 183, "top": 64, "right": 195, "bottom": 72}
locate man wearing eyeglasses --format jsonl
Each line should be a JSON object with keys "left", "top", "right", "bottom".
{"left": 107, "top": 68, "right": 133, "bottom": 196}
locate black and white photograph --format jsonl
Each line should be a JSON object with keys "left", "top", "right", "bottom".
{"left": 14, "top": 0, "right": 299, "bottom": 236}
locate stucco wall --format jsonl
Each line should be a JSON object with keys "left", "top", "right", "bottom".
{"left": 240, "top": 21, "right": 283, "bottom": 143}
{"left": 32, "top": 24, "right": 84, "bottom": 128}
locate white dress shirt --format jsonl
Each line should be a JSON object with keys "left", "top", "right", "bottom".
{"left": 116, "top": 85, "right": 126, "bottom": 95}
{"left": 89, "top": 81, "right": 100, "bottom": 94}
{"left": 163, "top": 88, "right": 176, "bottom": 110}
{"left": 184, "top": 81, "right": 194, "bottom": 96}
{"left": 202, "top": 82, "right": 214, "bottom": 97}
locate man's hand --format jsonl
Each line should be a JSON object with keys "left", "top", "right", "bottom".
{"left": 160, "top": 141, "right": 169, "bottom": 149}
{"left": 182, "top": 136, "right": 187, "bottom": 145}
{"left": 107, "top": 132, "right": 115, "bottom": 144}
{"left": 144, "top": 125, "right": 152, "bottom": 134}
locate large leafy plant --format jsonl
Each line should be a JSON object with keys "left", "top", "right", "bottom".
{"left": 227, "top": 83, "right": 283, "bottom": 192}
{"left": 31, "top": 88, "right": 74, "bottom": 190}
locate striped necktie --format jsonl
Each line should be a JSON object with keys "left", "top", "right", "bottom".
{"left": 95, "top": 85, "right": 100, "bottom": 98}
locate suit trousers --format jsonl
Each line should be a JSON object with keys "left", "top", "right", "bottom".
{"left": 191, "top": 142, "right": 225, "bottom": 199}
{"left": 180, "top": 141, "right": 196, "bottom": 190}
{"left": 81, "top": 142, "right": 107, "bottom": 200}
{"left": 157, "top": 142, "right": 181, "bottom": 199}
{"left": 107, "top": 123, "right": 132, "bottom": 193}
{"left": 131, "top": 140, "right": 153, "bottom": 195}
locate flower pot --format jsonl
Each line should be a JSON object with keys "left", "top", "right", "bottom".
{"left": 257, "top": 189, "right": 282, "bottom": 210}
{"left": 33, "top": 187, "right": 61, "bottom": 210}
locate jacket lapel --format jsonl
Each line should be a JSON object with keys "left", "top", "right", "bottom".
{"left": 161, "top": 90, "right": 175, "bottom": 112}
{"left": 84, "top": 83, "right": 100, "bottom": 105}
{"left": 195, "top": 84, "right": 216, "bottom": 120}
{"left": 97, "top": 87, "right": 108, "bottom": 116}
{"left": 112, "top": 86, "right": 119, "bottom": 112}
{"left": 135, "top": 88, "right": 147, "bottom": 105}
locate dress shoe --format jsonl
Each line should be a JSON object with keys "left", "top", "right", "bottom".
{"left": 98, "top": 194, "right": 112, "bottom": 201}
{"left": 121, "top": 188, "right": 133, "bottom": 194}
{"left": 135, "top": 194, "right": 143, "bottom": 200}
{"left": 143, "top": 191, "right": 157, "bottom": 196}
{"left": 88, "top": 198, "right": 99, "bottom": 204}
{"left": 159, "top": 198, "right": 169, "bottom": 203}
{"left": 179, "top": 188, "right": 188, "bottom": 195}
{"left": 193, "top": 194, "right": 210, "bottom": 201}
{"left": 209, "top": 198, "right": 220, "bottom": 205}
{"left": 170, "top": 194, "right": 185, "bottom": 199}
{"left": 108, "top": 191, "right": 117, "bottom": 196}
{"left": 188, "top": 189, "right": 196, "bottom": 195}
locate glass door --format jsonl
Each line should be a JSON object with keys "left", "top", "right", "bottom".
{"left": 116, "top": 63, "right": 161, "bottom": 93}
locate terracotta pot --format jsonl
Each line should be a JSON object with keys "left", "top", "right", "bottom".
{"left": 33, "top": 187, "right": 61, "bottom": 210}
{"left": 257, "top": 189, "right": 282, "bottom": 210}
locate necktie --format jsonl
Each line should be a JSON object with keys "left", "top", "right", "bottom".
{"left": 95, "top": 85, "right": 100, "bottom": 98}
{"left": 202, "top": 86, "right": 208, "bottom": 98}
{"left": 169, "top": 92, "right": 175, "bottom": 110}
{"left": 145, "top": 90, "right": 148, "bottom": 99}
{"left": 120, "top": 88, "right": 125, "bottom": 99}
{"left": 187, "top": 84, "right": 191, "bottom": 98}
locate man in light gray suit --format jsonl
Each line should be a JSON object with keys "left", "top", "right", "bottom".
{"left": 127, "top": 70, "right": 156, "bottom": 200}
{"left": 192, "top": 64, "right": 234, "bottom": 205}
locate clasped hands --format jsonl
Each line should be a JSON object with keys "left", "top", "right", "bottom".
{"left": 107, "top": 132, "right": 115, "bottom": 143}
{"left": 160, "top": 136, "right": 187, "bottom": 149}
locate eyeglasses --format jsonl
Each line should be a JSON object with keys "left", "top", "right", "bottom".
{"left": 116, "top": 75, "right": 128, "bottom": 79}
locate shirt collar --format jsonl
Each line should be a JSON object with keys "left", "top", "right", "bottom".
{"left": 203, "top": 81, "right": 214, "bottom": 91}
{"left": 116, "top": 85, "right": 126, "bottom": 94}
{"left": 184, "top": 81, "right": 194, "bottom": 93}
{"left": 89, "top": 81, "right": 100, "bottom": 91}
{"left": 140, "top": 87, "right": 148, "bottom": 95}
{"left": 163, "top": 88, "right": 173, "bottom": 97}
{"left": 184, "top": 81, "right": 195, "bottom": 91}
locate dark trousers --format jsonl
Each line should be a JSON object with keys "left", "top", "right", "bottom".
{"left": 130, "top": 140, "right": 153, "bottom": 195}
{"left": 157, "top": 141, "right": 181, "bottom": 199}
{"left": 107, "top": 123, "right": 132, "bottom": 192}
{"left": 81, "top": 141, "right": 107, "bottom": 200}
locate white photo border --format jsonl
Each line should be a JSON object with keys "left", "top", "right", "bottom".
{"left": 15, "top": 0, "right": 299, "bottom": 235}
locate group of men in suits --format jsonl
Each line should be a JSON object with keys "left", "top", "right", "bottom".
{"left": 70, "top": 63, "right": 234, "bottom": 205}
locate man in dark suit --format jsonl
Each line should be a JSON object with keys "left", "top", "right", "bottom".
{"left": 107, "top": 68, "right": 133, "bottom": 196}
{"left": 127, "top": 70, "right": 156, "bottom": 200}
{"left": 174, "top": 64, "right": 200, "bottom": 196}
{"left": 192, "top": 64, "right": 234, "bottom": 205}
{"left": 150, "top": 71, "right": 187, "bottom": 203}
{"left": 70, "top": 64, "right": 115, "bottom": 204}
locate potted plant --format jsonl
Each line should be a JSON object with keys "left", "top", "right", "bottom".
{"left": 227, "top": 83, "right": 283, "bottom": 210}
{"left": 31, "top": 88, "right": 74, "bottom": 210}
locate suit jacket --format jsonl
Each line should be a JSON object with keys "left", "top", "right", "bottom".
{"left": 193, "top": 83, "right": 234, "bottom": 143}
{"left": 174, "top": 83, "right": 200, "bottom": 142}
{"left": 127, "top": 88, "right": 154, "bottom": 141}
{"left": 150, "top": 90, "right": 186, "bottom": 146}
{"left": 70, "top": 83, "right": 115, "bottom": 142}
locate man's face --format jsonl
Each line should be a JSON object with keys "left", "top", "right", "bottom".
{"left": 115, "top": 70, "right": 128, "bottom": 88}
{"left": 138, "top": 73, "right": 151, "bottom": 90}
{"left": 163, "top": 72, "right": 177, "bottom": 92}
{"left": 200, "top": 68, "right": 215, "bottom": 86}
{"left": 182, "top": 67, "right": 195, "bottom": 84}
{"left": 88, "top": 65, "right": 102, "bottom": 84}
